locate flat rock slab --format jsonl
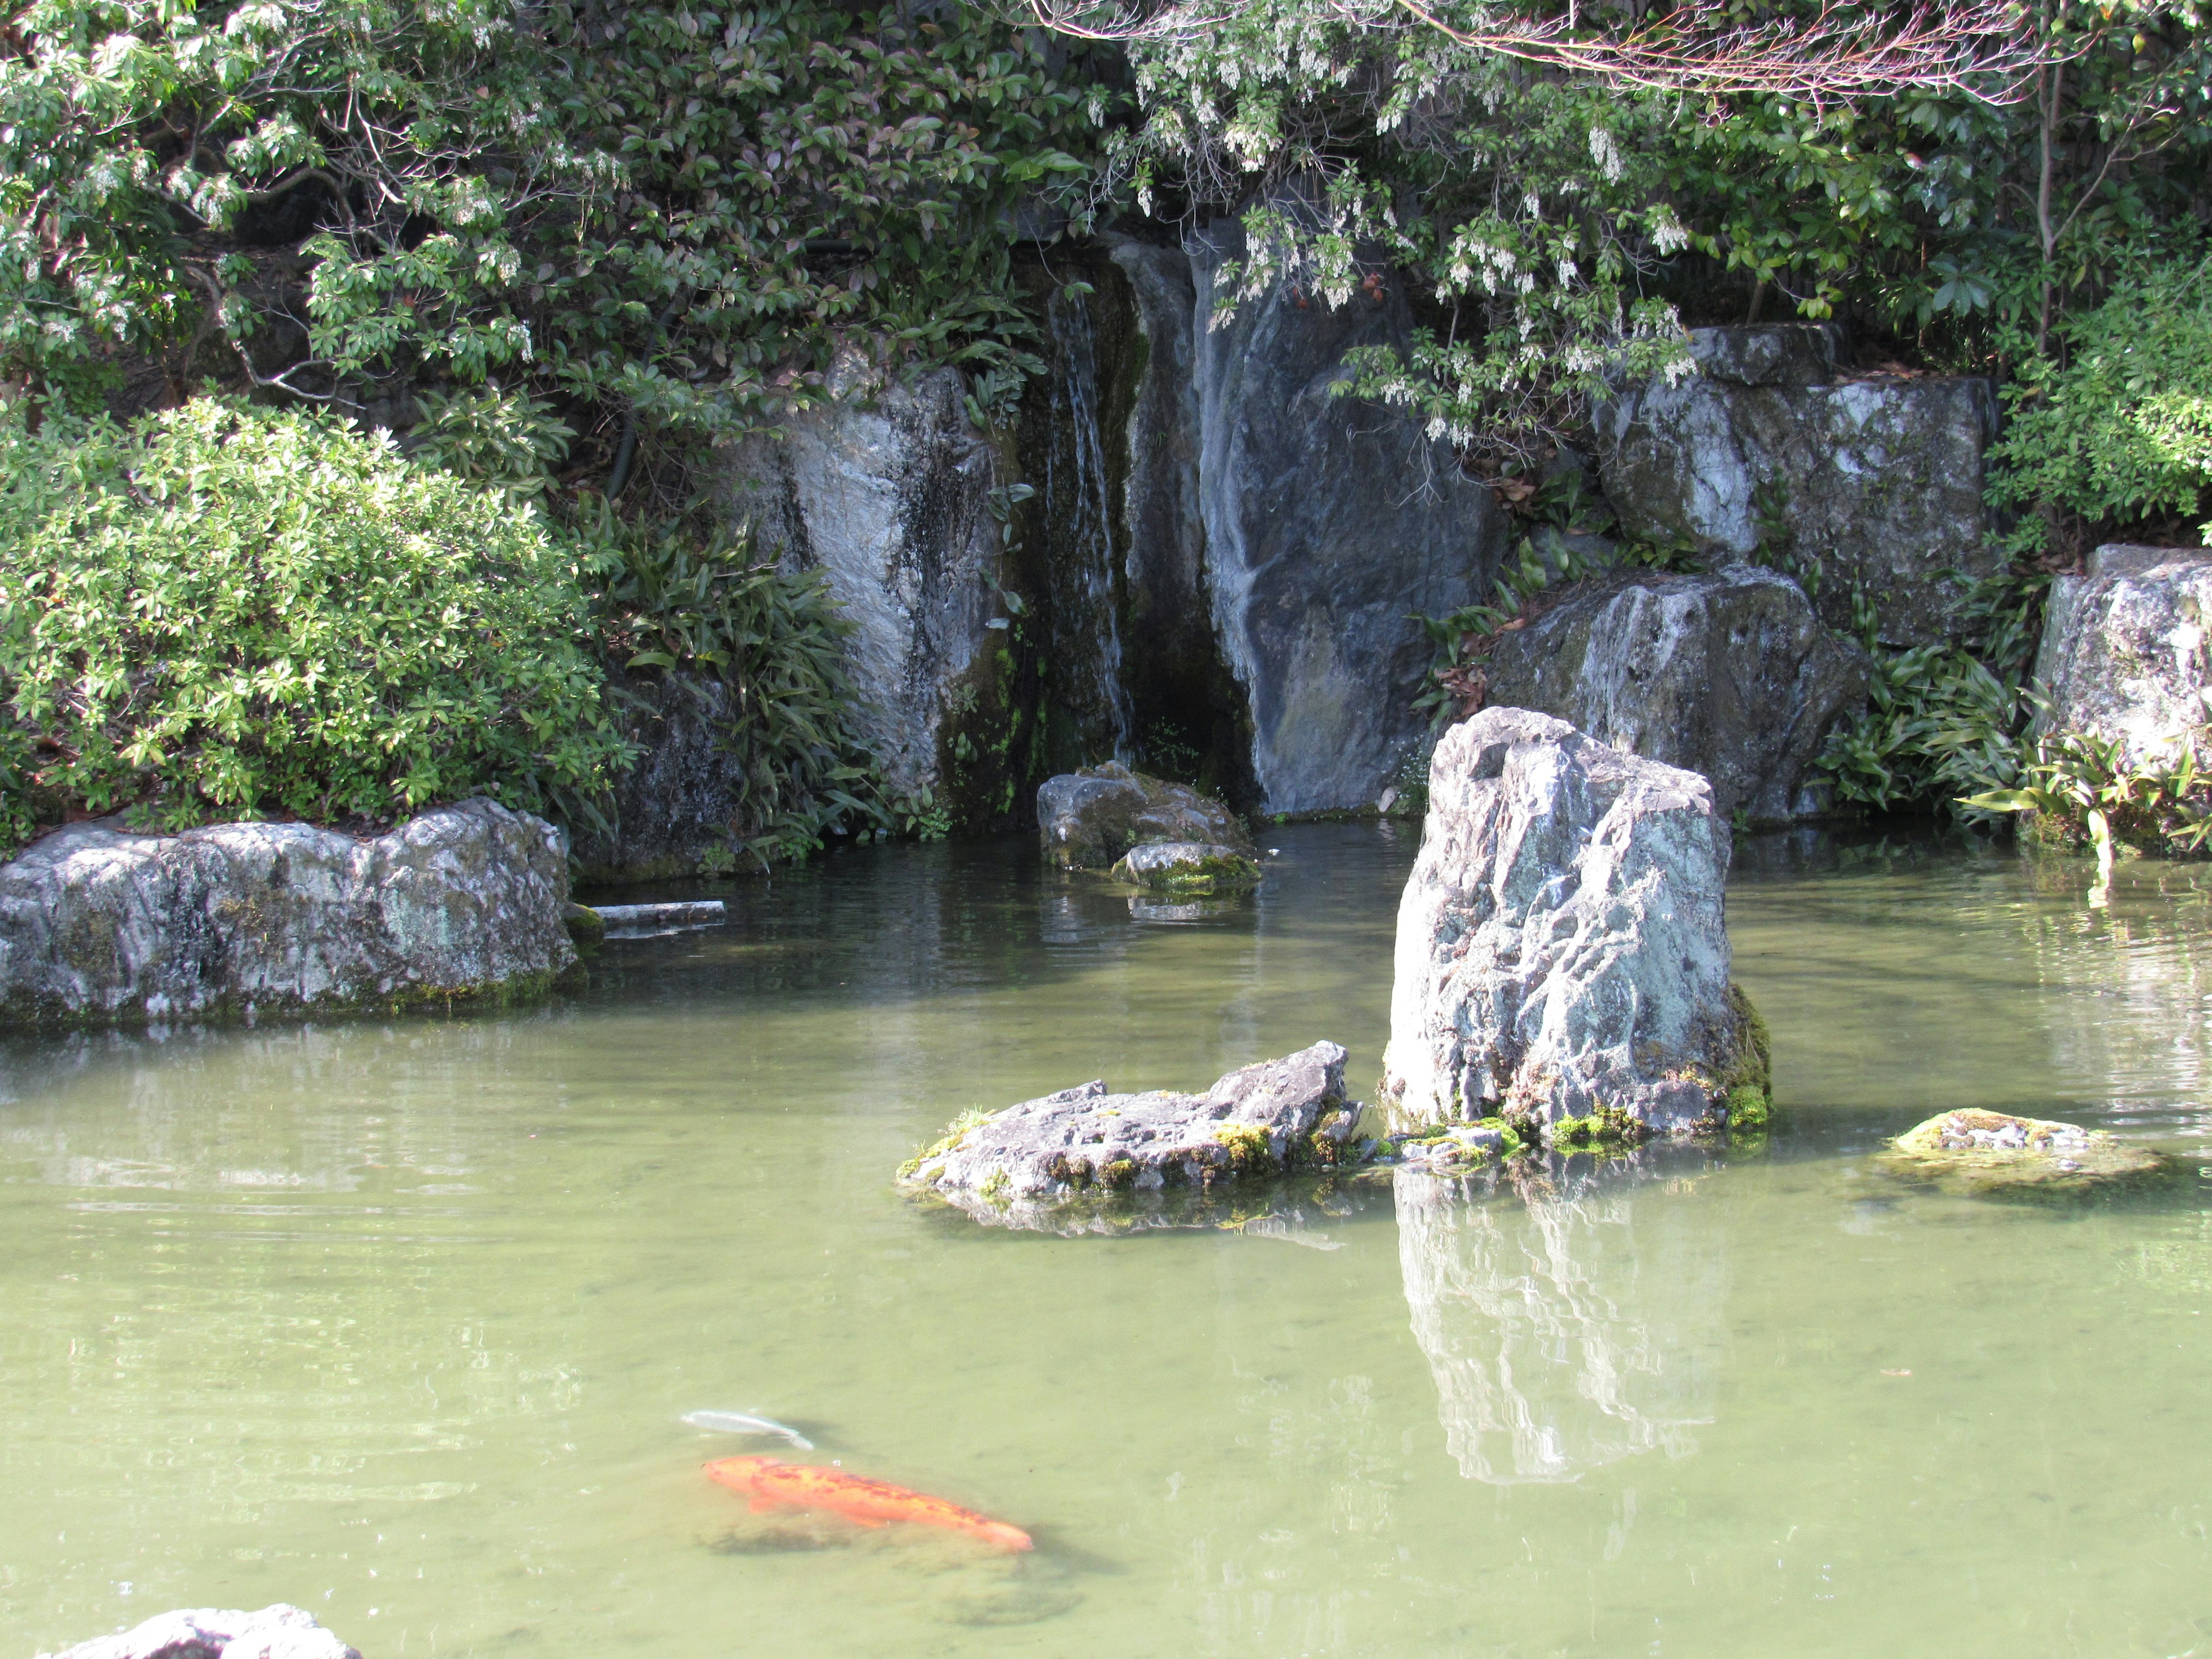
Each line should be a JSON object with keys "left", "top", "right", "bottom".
{"left": 39, "top": 1604, "right": 359, "bottom": 1659}
{"left": 0, "top": 800, "right": 575, "bottom": 1029}
{"left": 1109, "top": 840, "right": 1261, "bottom": 893}
{"left": 1037, "top": 762, "right": 1256, "bottom": 871}
{"left": 901, "top": 1040, "right": 1362, "bottom": 1229}
{"left": 1877, "top": 1109, "right": 2174, "bottom": 1199}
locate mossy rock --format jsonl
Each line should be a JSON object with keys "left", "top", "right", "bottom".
{"left": 1877, "top": 1109, "right": 2177, "bottom": 1199}
{"left": 1108, "top": 839, "right": 1262, "bottom": 895}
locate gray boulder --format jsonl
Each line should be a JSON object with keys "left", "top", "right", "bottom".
{"left": 900, "top": 1040, "right": 1361, "bottom": 1229}
{"left": 1382, "top": 707, "right": 1767, "bottom": 1138}
{"left": 38, "top": 1604, "right": 360, "bottom": 1659}
{"left": 1187, "top": 212, "right": 1511, "bottom": 812}
{"left": 1480, "top": 563, "right": 1870, "bottom": 824}
{"left": 0, "top": 800, "right": 575, "bottom": 1028}
{"left": 1037, "top": 762, "right": 1255, "bottom": 870}
{"left": 1108, "top": 839, "right": 1262, "bottom": 893}
{"left": 1599, "top": 325, "right": 2000, "bottom": 646}
{"left": 724, "top": 354, "right": 1002, "bottom": 798}
{"left": 2033, "top": 544, "right": 2212, "bottom": 764}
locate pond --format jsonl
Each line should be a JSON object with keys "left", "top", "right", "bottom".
{"left": 2, "top": 823, "right": 2209, "bottom": 1658}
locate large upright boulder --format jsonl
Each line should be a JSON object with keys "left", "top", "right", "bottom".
{"left": 1599, "top": 325, "right": 2000, "bottom": 646}
{"left": 571, "top": 669, "right": 753, "bottom": 882}
{"left": 1382, "top": 708, "right": 1767, "bottom": 1137}
{"left": 1186, "top": 213, "right": 1511, "bottom": 812}
{"left": 725, "top": 356, "right": 1002, "bottom": 798}
{"left": 1480, "top": 564, "right": 1869, "bottom": 824}
{"left": 0, "top": 800, "right": 576, "bottom": 1028}
{"left": 2033, "top": 544, "right": 2212, "bottom": 764}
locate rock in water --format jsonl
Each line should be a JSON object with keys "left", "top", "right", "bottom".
{"left": 901, "top": 1041, "right": 1361, "bottom": 1228}
{"left": 1037, "top": 762, "right": 1255, "bottom": 871}
{"left": 1480, "top": 565, "right": 1869, "bottom": 825}
{"left": 0, "top": 800, "right": 576, "bottom": 1029}
{"left": 38, "top": 1604, "right": 360, "bottom": 1659}
{"left": 2033, "top": 544, "right": 2212, "bottom": 767}
{"left": 1382, "top": 708, "right": 1767, "bottom": 1138}
{"left": 1877, "top": 1109, "right": 2173, "bottom": 1199}
{"left": 1108, "top": 840, "right": 1262, "bottom": 893}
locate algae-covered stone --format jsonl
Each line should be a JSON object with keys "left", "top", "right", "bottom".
{"left": 1108, "top": 839, "right": 1262, "bottom": 893}
{"left": 0, "top": 800, "right": 576, "bottom": 1029}
{"left": 901, "top": 1040, "right": 1362, "bottom": 1229}
{"left": 1878, "top": 1109, "right": 2174, "bottom": 1198}
{"left": 1036, "top": 761, "right": 1255, "bottom": 871}
{"left": 39, "top": 1603, "right": 361, "bottom": 1659}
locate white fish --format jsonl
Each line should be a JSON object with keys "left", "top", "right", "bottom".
{"left": 681, "top": 1409, "right": 813, "bottom": 1449}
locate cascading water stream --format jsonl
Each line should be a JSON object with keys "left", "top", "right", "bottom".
{"left": 1040, "top": 284, "right": 1134, "bottom": 762}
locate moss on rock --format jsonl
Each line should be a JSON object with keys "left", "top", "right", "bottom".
{"left": 1877, "top": 1109, "right": 2176, "bottom": 1199}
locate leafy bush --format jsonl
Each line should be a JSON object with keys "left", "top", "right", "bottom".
{"left": 0, "top": 399, "right": 630, "bottom": 852}
{"left": 1987, "top": 254, "right": 2212, "bottom": 555}
{"left": 1817, "top": 643, "right": 2022, "bottom": 815}
{"left": 1964, "top": 728, "right": 2212, "bottom": 858}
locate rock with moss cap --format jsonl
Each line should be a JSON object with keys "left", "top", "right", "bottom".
{"left": 1037, "top": 762, "right": 1255, "bottom": 872}
{"left": 38, "top": 1603, "right": 359, "bottom": 1659}
{"left": 1382, "top": 706, "right": 1769, "bottom": 1142}
{"left": 1877, "top": 1109, "right": 2175, "bottom": 1198}
{"left": 1109, "top": 839, "right": 1262, "bottom": 894}
{"left": 900, "top": 1040, "right": 1362, "bottom": 1228}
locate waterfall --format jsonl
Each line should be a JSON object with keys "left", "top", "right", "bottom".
{"left": 1041, "top": 284, "right": 1134, "bottom": 761}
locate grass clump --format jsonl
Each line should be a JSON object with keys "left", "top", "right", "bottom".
{"left": 896, "top": 1105, "right": 995, "bottom": 1180}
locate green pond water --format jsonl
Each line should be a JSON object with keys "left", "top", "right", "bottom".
{"left": 3, "top": 823, "right": 2210, "bottom": 1658}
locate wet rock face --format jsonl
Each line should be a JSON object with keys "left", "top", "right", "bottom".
{"left": 725, "top": 360, "right": 1001, "bottom": 798}
{"left": 901, "top": 1040, "right": 1360, "bottom": 1229}
{"left": 1479, "top": 564, "right": 1870, "bottom": 824}
{"left": 0, "top": 800, "right": 575, "bottom": 1029}
{"left": 1599, "top": 325, "right": 2000, "bottom": 646}
{"left": 1383, "top": 707, "right": 1766, "bottom": 1136}
{"left": 1036, "top": 762, "right": 1255, "bottom": 870}
{"left": 39, "top": 1603, "right": 360, "bottom": 1659}
{"left": 1186, "top": 218, "right": 1511, "bottom": 813}
{"left": 2034, "top": 544, "right": 2212, "bottom": 764}
{"left": 1878, "top": 1109, "right": 2174, "bottom": 1198}
{"left": 572, "top": 671, "right": 751, "bottom": 883}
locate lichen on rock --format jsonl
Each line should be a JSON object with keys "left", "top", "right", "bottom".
{"left": 1877, "top": 1109, "right": 2175, "bottom": 1199}
{"left": 900, "top": 1040, "right": 1364, "bottom": 1230}
{"left": 0, "top": 800, "right": 577, "bottom": 1029}
{"left": 1382, "top": 707, "right": 1768, "bottom": 1142}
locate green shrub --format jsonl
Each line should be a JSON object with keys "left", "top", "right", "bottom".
{"left": 1987, "top": 254, "right": 2212, "bottom": 555}
{"left": 0, "top": 399, "right": 631, "bottom": 853}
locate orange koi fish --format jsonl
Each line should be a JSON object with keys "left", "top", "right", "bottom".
{"left": 704, "top": 1455, "right": 1033, "bottom": 1552}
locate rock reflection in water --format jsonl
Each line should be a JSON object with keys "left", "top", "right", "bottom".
{"left": 1395, "top": 1152, "right": 1728, "bottom": 1484}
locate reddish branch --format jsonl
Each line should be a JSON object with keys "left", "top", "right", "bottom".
{"left": 1020, "top": 0, "right": 2046, "bottom": 105}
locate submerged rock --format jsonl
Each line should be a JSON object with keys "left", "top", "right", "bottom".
{"left": 1036, "top": 762, "right": 1255, "bottom": 871}
{"left": 1479, "top": 564, "right": 1869, "bottom": 825}
{"left": 2033, "top": 544, "right": 2212, "bottom": 767}
{"left": 1877, "top": 1109, "right": 2174, "bottom": 1198}
{"left": 1108, "top": 839, "right": 1262, "bottom": 893}
{"left": 0, "top": 800, "right": 576, "bottom": 1029}
{"left": 1382, "top": 707, "right": 1768, "bottom": 1139}
{"left": 900, "top": 1040, "right": 1363, "bottom": 1229}
{"left": 1599, "top": 325, "right": 2000, "bottom": 646}
{"left": 39, "top": 1604, "right": 360, "bottom": 1659}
